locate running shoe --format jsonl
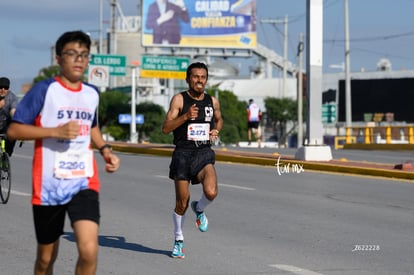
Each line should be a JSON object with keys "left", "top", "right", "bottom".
{"left": 171, "top": 240, "right": 185, "bottom": 259}
{"left": 191, "top": 201, "right": 208, "bottom": 232}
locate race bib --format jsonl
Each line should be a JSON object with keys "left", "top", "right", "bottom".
{"left": 54, "top": 150, "right": 93, "bottom": 179}
{"left": 187, "top": 123, "right": 210, "bottom": 141}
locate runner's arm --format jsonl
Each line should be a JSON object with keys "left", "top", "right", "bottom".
{"left": 7, "top": 121, "right": 79, "bottom": 140}
{"left": 162, "top": 93, "right": 188, "bottom": 134}
{"left": 91, "top": 125, "right": 120, "bottom": 173}
{"left": 212, "top": 96, "right": 223, "bottom": 132}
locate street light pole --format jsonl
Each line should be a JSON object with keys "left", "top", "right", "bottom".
{"left": 130, "top": 65, "right": 138, "bottom": 143}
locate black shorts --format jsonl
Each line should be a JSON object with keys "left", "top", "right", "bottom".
{"left": 169, "top": 146, "right": 215, "bottom": 185}
{"left": 33, "top": 189, "right": 100, "bottom": 244}
{"left": 248, "top": 121, "right": 259, "bottom": 129}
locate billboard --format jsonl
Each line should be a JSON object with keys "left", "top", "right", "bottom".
{"left": 142, "top": 0, "right": 257, "bottom": 49}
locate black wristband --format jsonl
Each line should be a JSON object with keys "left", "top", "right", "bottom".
{"left": 99, "top": 144, "right": 112, "bottom": 155}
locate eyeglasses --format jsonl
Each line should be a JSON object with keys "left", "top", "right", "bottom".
{"left": 61, "top": 51, "right": 90, "bottom": 61}
{"left": 0, "top": 86, "right": 9, "bottom": 90}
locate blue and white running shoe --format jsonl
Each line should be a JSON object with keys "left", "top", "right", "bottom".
{"left": 171, "top": 240, "right": 185, "bottom": 259}
{"left": 191, "top": 201, "right": 208, "bottom": 232}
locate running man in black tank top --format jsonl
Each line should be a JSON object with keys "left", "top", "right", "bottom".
{"left": 162, "top": 62, "right": 223, "bottom": 259}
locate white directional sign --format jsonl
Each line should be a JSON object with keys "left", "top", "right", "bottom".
{"left": 88, "top": 65, "right": 110, "bottom": 87}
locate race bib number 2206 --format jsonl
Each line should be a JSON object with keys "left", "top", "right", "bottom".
{"left": 54, "top": 150, "right": 93, "bottom": 179}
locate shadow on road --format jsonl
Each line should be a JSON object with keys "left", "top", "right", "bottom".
{"left": 62, "top": 232, "right": 171, "bottom": 257}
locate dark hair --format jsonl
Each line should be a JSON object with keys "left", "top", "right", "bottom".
{"left": 0, "top": 77, "right": 10, "bottom": 88}
{"left": 55, "top": 31, "right": 91, "bottom": 56}
{"left": 186, "top": 62, "right": 208, "bottom": 79}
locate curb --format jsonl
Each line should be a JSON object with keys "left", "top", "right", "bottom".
{"left": 343, "top": 143, "right": 414, "bottom": 150}
{"left": 109, "top": 143, "right": 414, "bottom": 180}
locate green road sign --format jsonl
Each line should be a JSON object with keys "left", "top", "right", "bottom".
{"left": 141, "top": 56, "right": 190, "bottom": 79}
{"left": 90, "top": 54, "right": 126, "bottom": 76}
{"left": 322, "top": 103, "right": 337, "bottom": 123}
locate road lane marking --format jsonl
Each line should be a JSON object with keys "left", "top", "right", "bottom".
{"left": 11, "top": 190, "right": 31, "bottom": 197}
{"left": 219, "top": 183, "right": 256, "bottom": 191}
{"left": 13, "top": 153, "right": 33, "bottom": 160}
{"left": 155, "top": 175, "right": 169, "bottom": 179}
{"left": 269, "top": 264, "right": 323, "bottom": 275}
{"left": 155, "top": 175, "right": 255, "bottom": 191}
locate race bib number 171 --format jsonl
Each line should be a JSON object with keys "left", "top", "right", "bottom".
{"left": 187, "top": 123, "right": 210, "bottom": 141}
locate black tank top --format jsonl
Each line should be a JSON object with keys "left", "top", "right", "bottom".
{"left": 173, "top": 91, "right": 215, "bottom": 149}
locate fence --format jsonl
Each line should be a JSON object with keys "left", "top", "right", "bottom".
{"left": 334, "top": 125, "right": 414, "bottom": 149}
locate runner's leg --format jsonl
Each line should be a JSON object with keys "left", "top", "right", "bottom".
{"left": 73, "top": 220, "right": 99, "bottom": 275}
{"left": 34, "top": 241, "right": 59, "bottom": 275}
{"left": 196, "top": 164, "right": 218, "bottom": 206}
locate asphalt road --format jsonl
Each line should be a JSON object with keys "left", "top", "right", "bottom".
{"left": 1, "top": 144, "right": 414, "bottom": 274}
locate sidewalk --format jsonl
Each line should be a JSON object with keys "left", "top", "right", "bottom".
{"left": 109, "top": 142, "right": 414, "bottom": 180}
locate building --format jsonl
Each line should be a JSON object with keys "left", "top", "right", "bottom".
{"left": 323, "top": 66, "right": 414, "bottom": 124}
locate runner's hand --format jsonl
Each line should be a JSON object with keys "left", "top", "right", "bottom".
{"left": 209, "top": 129, "right": 220, "bottom": 144}
{"left": 58, "top": 121, "right": 79, "bottom": 139}
{"left": 103, "top": 153, "right": 120, "bottom": 173}
{"left": 186, "top": 104, "right": 199, "bottom": 120}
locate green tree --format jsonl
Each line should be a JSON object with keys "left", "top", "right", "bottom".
{"left": 33, "top": 65, "right": 60, "bottom": 84}
{"left": 136, "top": 102, "right": 172, "bottom": 144}
{"left": 98, "top": 91, "right": 130, "bottom": 140}
{"left": 264, "top": 97, "right": 298, "bottom": 146}
{"left": 206, "top": 89, "right": 248, "bottom": 145}
{"left": 98, "top": 92, "right": 171, "bottom": 142}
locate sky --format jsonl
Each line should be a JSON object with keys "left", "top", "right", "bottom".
{"left": 1, "top": 0, "right": 414, "bottom": 93}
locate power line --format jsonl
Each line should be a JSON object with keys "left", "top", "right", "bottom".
{"left": 325, "top": 30, "right": 414, "bottom": 43}
{"left": 326, "top": 43, "right": 414, "bottom": 62}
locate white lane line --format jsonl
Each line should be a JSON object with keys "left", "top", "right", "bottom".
{"left": 219, "top": 183, "right": 256, "bottom": 191}
{"left": 154, "top": 175, "right": 255, "bottom": 191}
{"left": 269, "top": 264, "right": 323, "bottom": 275}
{"left": 12, "top": 153, "right": 33, "bottom": 160}
{"left": 11, "top": 190, "right": 31, "bottom": 197}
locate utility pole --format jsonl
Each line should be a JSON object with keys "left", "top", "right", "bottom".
{"left": 110, "top": 0, "right": 117, "bottom": 88}
{"left": 110, "top": 0, "right": 116, "bottom": 54}
{"left": 99, "top": 0, "right": 103, "bottom": 53}
{"left": 261, "top": 15, "right": 288, "bottom": 97}
{"left": 297, "top": 33, "right": 304, "bottom": 148}
{"left": 344, "top": 0, "right": 352, "bottom": 137}
{"left": 283, "top": 15, "right": 288, "bottom": 97}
